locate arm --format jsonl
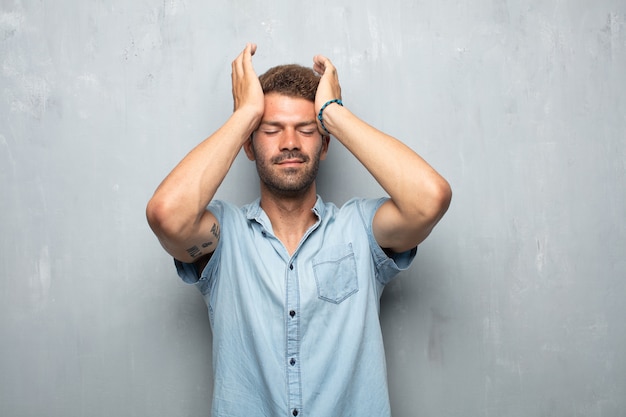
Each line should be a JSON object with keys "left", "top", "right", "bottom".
{"left": 313, "top": 56, "right": 452, "bottom": 253}
{"left": 146, "top": 43, "right": 264, "bottom": 264}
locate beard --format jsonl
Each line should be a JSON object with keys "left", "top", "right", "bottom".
{"left": 253, "top": 148, "right": 322, "bottom": 198}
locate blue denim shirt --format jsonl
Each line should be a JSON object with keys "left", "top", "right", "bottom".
{"left": 175, "top": 196, "right": 416, "bottom": 417}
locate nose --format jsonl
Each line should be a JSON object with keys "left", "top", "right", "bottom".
{"left": 279, "top": 128, "right": 301, "bottom": 151}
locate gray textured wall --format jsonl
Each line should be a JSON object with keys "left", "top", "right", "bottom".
{"left": 1, "top": 1, "right": 625, "bottom": 416}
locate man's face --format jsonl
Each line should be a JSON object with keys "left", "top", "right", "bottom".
{"left": 245, "top": 93, "right": 329, "bottom": 197}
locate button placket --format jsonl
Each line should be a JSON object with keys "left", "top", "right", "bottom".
{"left": 285, "top": 258, "right": 302, "bottom": 415}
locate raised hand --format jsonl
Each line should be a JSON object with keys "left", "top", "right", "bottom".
{"left": 232, "top": 43, "right": 265, "bottom": 120}
{"left": 312, "top": 55, "right": 342, "bottom": 116}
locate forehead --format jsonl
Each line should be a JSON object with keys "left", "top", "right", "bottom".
{"left": 261, "top": 93, "right": 316, "bottom": 125}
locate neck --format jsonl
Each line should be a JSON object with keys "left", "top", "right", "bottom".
{"left": 259, "top": 185, "right": 319, "bottom": 254}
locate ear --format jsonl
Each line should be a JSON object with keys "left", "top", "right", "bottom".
{"left": 243, "top": 135, "right": 255, "bottom": 161}
{"left": 319, "top": 134, "right": 330, "bottom": 161}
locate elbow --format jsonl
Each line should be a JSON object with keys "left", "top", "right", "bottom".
{"left": 146, "top": 195, "right": 183, "bottom": 240}
{"left": 435, "top": 178, "right": 452, "bottom": 217}
{"left": 420, "top": 177, "right": 452, "bottom": 224}
{"left": 146, "top": 196, "right": 167, "bottom": 236}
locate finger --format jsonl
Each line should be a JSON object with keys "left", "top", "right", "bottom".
{"left": 312, "top": 55, "right": 325, "bottom": 75}
{"left": 231, "top": 45, "right": 250, "bottom": 108}
{"left": 313, "top": 54, "right": 334, "bottom": 75}
{"left": 232, "top": 45, "right": 247, "bottom": 78}
{"left": 242, "top": 43, "right": 258, "bottom": 75}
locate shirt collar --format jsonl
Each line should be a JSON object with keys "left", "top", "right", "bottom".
{"left": 245, "top": 195, "right": 326, "bottom": 225}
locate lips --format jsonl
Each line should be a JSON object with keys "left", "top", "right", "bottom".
{"left": 278, "top": 158, "right": 304, "bottom": 165}
{"left": 273, "top": 152, "right": 309, "bottom": 165}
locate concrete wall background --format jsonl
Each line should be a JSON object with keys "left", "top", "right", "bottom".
{"left": 1, "top": 1, "right": 625, "bottom": 416}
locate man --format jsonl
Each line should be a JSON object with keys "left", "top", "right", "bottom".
{"left": 146, "top": 43, "right": 451, "bottom": 416}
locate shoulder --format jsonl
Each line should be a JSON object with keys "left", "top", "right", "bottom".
{"left": 208, "top": 199, "right": 254, "bottom": 222}
{"left": 337, "top": 197, "right": 388, "bottom": 222}
{"left": 317, "top": 197, "right": 388, "bottom": 237}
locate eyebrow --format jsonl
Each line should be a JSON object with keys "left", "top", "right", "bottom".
{"left": 260, "top": 120, "right": 317, "bottom": 128}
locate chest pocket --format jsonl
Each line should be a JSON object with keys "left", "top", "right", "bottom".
{"left": 312, "top": 243, "right": 359, "bottom": 304}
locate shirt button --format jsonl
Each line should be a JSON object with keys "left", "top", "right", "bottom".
{"left": 290, "top": 358, "right": 296, "bottom": 366}
{"left": 292, "top": 410, "right": 299, "bottom": 416}
{"left": 289, "top": 264, "right": 294, "bottom": 270}
{"left": 289, "top": 310, "right": 296, "bottom": 318}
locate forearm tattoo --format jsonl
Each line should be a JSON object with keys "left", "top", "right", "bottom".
{"left": 185, "top": 223, "right": 220, "bottom": 259}
{"left": 210, "top": 223, "right": 220, "bottom": 240}
{"left": 186, "top": 245, "right": 202, "bottom": 258}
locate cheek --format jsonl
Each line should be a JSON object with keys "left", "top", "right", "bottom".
{"left": 314, "top": 137, "right": 329, "bottom": 160}
{"left": 246, "top": 137, "right": 271, "bottom": 161}
{"left": 319, "top": 143, "right": 329, "bottom": 160}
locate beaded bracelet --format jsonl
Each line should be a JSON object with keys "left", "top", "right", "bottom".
{"left": 317, "top": 99, "right": 343, "bottom": 135}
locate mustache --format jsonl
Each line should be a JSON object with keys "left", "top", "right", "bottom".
{"left": 272, "top": 151, "right": 310, "bottom": 164}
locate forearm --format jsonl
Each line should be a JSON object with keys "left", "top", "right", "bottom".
{"left": 322, "top": 103, "right": 450, "bottom": 220}
{"left": 147, "top": 108, "right": 259, "bottom": 236}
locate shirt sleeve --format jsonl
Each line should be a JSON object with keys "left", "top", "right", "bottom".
{"left": 356, "top": 197, "right": 418, "bottom": 285}
{"left": 173, "top": 200, "right": 226, "bottom": 289}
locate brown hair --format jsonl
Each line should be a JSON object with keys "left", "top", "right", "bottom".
{"left": 258, "top": 64, "right": 320, "bottom": 102}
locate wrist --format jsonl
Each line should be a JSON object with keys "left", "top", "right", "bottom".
{"left": 317, "top": 99, "right": 343, "bottom": 135}
{"left": 227, "top": 107, "right": 263, "bottom": 143}
{"left": 235, "top": 103, "right": 263, "bottom": 122}
{"left": 234, "top": 105, "right": 263, "bottom": 131}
